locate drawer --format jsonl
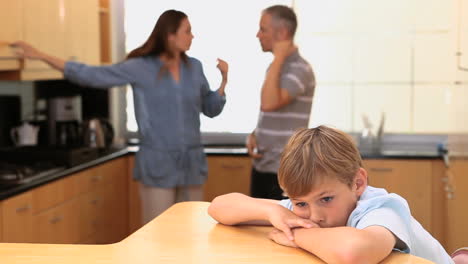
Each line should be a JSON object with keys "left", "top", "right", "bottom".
{"left": 33, "top": 198, "right": 80, "bottom": 244}
{"left": 32, "top": 175, "right": 76, "bottom": 213}
{"left": 2, "top": 192, "right": 33, "bottom": 242}
{"left": 73, "top": 166, "right": 111, "bottom": 194}
{"left": 78, "top": 187, "right": 110, "bottom": 241}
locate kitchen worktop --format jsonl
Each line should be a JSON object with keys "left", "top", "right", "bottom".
{"left": 0, "top": 202, "right": 434, "bottom": 264}
{"left": 0, "top": 143, "right": 444, "bottom": 201}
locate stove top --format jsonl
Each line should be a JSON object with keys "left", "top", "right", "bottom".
{"left": 0, "top": 161, "right": 65, "bottom": 187}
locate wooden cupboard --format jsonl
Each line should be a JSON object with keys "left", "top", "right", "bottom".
{"left": 0, "top": 0, "right": 101, "bottom": 80}
{"left": 363, "top": 160, "right": 433, "bottom": 231}
{"left": 0, "top": 0, "right": 22, "bottom": 70}
{"left": 362, "top": 159, "right": 450, "bottom": 249}
{"left": 445, "top": 158, "right": 468, "bottom": 254}
{"left": 2, "top": 192, "right": 34, "bottom": 242}
{"left": 0, "top": 156, "right": 128, "bottom": 244}
{"left": 203, "top": 156, "right": 252, "bottom": 202}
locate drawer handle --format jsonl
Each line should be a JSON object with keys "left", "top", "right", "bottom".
{"left": 220, "top": 164, "right": 244, "bottom": 170}
{"left": 91, "top": 198, "right": 100, "bottom": 205}
{"left": 16, "top": 205, "right": 31, "bottom": 213}
{"left": 50, "top": 216, "right": 63, "bottom": 224}
{"left": 370, "top": 167, "right": 394, "bottom": 173}
{"left": 91, "top": 175, "right": 103, "bottom": 182}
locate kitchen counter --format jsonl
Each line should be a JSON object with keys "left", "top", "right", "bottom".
{"left": 0, "top": 143, "right": 443, "bottom": 201}
{"left": 0, "top": 202, "right": 434, "bottom": 264}
{"left": 0, "top": 147, "right": 131, "bottom": 200}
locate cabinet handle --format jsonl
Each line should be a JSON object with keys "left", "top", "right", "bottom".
{"left": 15, "top": 205, "right": 31, "bottom": 213}
{"left": 50, "top": 216, "right": 63, "bottom": 224}
{"left": 220, "top": 164, "right": 244, "bottom": 170}
{"left": 91, "top": 198, "right": 100, "bottom": 205}
{"left": 369, "top": 167, "right": 393, "bottom": 173}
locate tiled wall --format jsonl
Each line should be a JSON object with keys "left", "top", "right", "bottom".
{"left": 0, "top": 81, "right": 35, "bottom": 120}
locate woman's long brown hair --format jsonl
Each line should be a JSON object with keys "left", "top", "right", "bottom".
{"left": 126, "top": 9, "right": 188, "bottom": 62}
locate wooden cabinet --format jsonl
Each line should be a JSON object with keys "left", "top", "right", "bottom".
{"left": 0, "top": 0, "right": 22, "bottom": 70}
{"left": 0, "top": 0, "right": 101, "bottom": 80}
{"left": 363, "top": 160, "right": 433, "bottom": 231}
{"left": 445, "top": 158, "right": 468, "bottom": 253}
{"left": 2, "top": 192, "right": 34, "bottom": 242}
{"left": 203, "top": 156, "right": 252, "bottom": 202}
{"left": 0, "top": 156, "right": 129, "bottom": 244}
{"left": 65, "top": 0, "right": 100, "bottom": 65}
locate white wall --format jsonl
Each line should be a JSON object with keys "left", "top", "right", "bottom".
{"left": 297, "top": 0, "right": 468, "bottom": 134}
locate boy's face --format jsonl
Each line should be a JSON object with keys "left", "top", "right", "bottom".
{"left": 289, "top": 168, "right": 367, "bottom": 228}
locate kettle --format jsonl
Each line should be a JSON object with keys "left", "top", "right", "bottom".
{"left": 83, "top": 118, "right": 114, "bottom": 148}
{"left": 10, "top": 122, "right": 40, "bottom": 146}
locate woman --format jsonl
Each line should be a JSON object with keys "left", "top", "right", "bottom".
{"left": 12, "top": 10, "right": 229, "bottom": 224}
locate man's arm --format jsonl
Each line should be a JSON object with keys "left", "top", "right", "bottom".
{"left": 292, "top": 225, "right": 396, "bottom": 264}
{"left": 260, "top": 41, "right": 296, "bottom": 111}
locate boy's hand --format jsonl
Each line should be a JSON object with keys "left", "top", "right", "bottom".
{"left": 268, "top": 205, "right": 318, "bottom": 241}
{"left": 268, "top": 228, "right": 298, "bottom": 248}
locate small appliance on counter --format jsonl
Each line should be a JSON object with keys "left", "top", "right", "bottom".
{"left": 48, "top": 95, "right": 83, "bottom": 148}
{"left": 82, "top": 118, "right": 114, "bottom": 149}
{"left": 10, "top": 122, "right": 40, "bottom": 146}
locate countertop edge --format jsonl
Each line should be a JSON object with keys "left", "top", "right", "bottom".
{"left": 0, "top": 146, "right": 442, "bottom": 201}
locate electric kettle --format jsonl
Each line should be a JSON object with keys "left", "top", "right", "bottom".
{"left": 10, "top": 122, "right": 40, "bottom": 146}
{"left": 82, "top": 118, "right": 114, "bottom": 148}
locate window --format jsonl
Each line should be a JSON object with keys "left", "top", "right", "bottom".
{"left": 124, "top": 0, "right": 292, "bottom": 134}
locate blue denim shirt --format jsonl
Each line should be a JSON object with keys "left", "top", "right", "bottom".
{"left": 64, "top": 56, "right": 226, "bottom": 188}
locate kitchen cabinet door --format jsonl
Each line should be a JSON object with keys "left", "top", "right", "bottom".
{"left": 203, "top": 156, "right": 252, "bottom": 202}
{"left": 65, "top": 0, "right": 100, "bottom": 65}
{"left": 96, "top": 157, "right": 129, "bottom": 243}
{"left": 22, "top": 0, "right": 66, "bottom": 72}
{"left": 2, "top": 191, "right": 34, "bottom": 243}
{"left": 0, "top": 0, "right": 22, "bottom": 70}
{"left": 445, "top": 158, "right": 468, "bottom": 254}
{"left": 33, "top": 197, "right": 80, "bottom": 244}
{"left": 363, "top": 160, "right": 433, "bottom": 232}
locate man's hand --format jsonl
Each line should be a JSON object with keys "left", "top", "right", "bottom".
{"left": 246, "top": 132, "right": 262, "bottom": 159}
{"left": 268, "top": 204, "right": 318, "bottom": 241}
{"left": 272, "top": 40, "right": 297, "bottom": 61}
{"left": 268, "top": 228, "right": 299, "bottom": 248}
{"left": 10, "top": 41, "right": 44, "bottom": 60}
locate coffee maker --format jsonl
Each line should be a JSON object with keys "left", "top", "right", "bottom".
{"left": 48, "top": 96, "right": 82, "bottom": 147}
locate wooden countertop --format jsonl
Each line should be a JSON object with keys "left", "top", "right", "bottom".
{"left": 0, "top": 202, "right": 434, "bottom": 264}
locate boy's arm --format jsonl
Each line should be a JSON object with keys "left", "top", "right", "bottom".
{"left": 208, "top": 193, "right": 315, "bottom": 240}
{"left": 292, "top": 225, "right": 396, "bottom": 264}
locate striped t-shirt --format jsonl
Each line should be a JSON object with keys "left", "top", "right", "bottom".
{"left": 254, "top": 50, "right": 315, "bottom": 173}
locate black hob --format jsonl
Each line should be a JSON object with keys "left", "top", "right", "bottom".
{"left": 0, "top": 161, "right": 65, "bottom": 187}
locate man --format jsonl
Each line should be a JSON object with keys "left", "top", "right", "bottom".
{"left": 246, "top": 5, "right": 315, "bottom": 200}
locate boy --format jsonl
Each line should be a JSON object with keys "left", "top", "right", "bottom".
{"left": 208, "top": 126, "right": 453, "bottom": 264}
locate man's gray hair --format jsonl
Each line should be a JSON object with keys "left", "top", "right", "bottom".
{"left": 263, "top": 5, "right": 297, "bottom": 38}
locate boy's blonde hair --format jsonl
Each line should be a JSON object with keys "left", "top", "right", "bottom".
{"left": 278, "top": 125, "right": 362, "bottom": 197}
